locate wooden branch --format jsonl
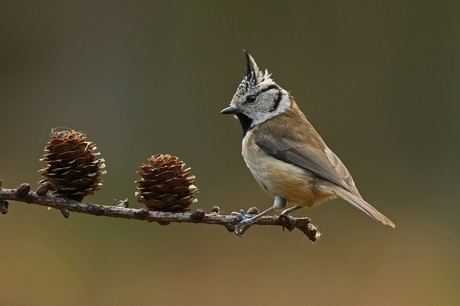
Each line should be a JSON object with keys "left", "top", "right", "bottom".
{"left": 0, "top": 181, "right": 321, "bottom": 242}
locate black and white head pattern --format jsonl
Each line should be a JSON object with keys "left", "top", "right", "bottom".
{"left": 229, "top": 51, "right": 291, "bottom": 132}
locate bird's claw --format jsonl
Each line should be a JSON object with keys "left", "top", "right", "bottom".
{"left": 279, "top": 213, "right": 297, "bottom": 231}
{"left": 231, "top": 209, "right": 247, "bottom": 220}
{"left": 231, "top": 210, "right": 255, "bottom": 237}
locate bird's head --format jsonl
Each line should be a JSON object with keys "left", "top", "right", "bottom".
{"left": 221, "top": 51, "right": 291, "bottom": 134}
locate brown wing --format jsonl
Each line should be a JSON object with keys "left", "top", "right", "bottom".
{"left": 323, "top": 145, "right": 361, "bottom": 197}
{"left": 255, "top": 134, "right": 395, "bottom": 227}
{"left": 255, "top": 134, "right": 361, "bottom": 197}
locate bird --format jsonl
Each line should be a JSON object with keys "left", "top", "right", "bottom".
{"left": 221, "top": 50, "right": 395, "bottom": 236}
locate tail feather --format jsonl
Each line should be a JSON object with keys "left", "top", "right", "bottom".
{"left": 333, "top": 188, "right": 395, "bottom": 228}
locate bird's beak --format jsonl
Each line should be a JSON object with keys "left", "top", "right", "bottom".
{"left": 220, "top": 106, "right": 239, "bottom": 114}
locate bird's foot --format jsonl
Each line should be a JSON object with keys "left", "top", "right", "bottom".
{"left": 231, "top": 209, "right": 256, "bottom": 237}
{"left": 278, "top": 205, "right": 301, "bottom": 231}
{"left": 278, "top": 213, "right": 297, "bottom": 231}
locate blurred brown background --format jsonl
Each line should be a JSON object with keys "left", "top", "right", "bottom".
{"left": 1, "top": 1, "right": 459, "bottom": 305}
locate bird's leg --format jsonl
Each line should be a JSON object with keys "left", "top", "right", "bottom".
{"left": 281, "top": 205, "right": 302, "bottom": 216}
{"left": 232, "top": 195, "right": 287, "bottom": 236}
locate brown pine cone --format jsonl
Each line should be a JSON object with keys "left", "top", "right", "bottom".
{"left": 135, "top": 154, "right": 198, "bottom": 212}
{"left": 39, "top": 129, "right": 106, "bottom": 201}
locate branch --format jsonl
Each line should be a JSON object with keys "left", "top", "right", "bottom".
{"left": 0, "top": 181, "right": 321, "bottom": 242}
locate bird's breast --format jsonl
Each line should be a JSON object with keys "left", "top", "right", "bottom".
{"left": 241, "top": 131, "right": 332, "bottom": 207}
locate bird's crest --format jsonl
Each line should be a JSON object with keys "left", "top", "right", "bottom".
{"left": 235, "top": 50, "right": 272, "bottom": 96}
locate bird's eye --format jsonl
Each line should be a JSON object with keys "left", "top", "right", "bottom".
{"left": 246, "top": 95, "right": 257, "bottom": 103}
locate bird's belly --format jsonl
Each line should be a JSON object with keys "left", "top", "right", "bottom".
{"left": 243, "top": 148, "right": 330, "bottom": 207}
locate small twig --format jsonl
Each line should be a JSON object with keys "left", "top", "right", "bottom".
{"left": 0, "top": 184, "right": 320, "bottom": 242}
{"left": 36, "top": 181, "right": 57, "bottom": 196}
{"left": 0, "top": 200, "right": 8, "bottom": 215}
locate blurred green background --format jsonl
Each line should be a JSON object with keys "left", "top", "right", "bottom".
{"left": 1, "top": 1, "right": 459, "bottom": 305}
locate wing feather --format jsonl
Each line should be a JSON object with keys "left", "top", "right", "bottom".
{"left": 255, "top": 134, "right": 357, "bottom": 195}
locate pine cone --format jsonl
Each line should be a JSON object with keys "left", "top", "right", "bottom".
{"left": 136, "top": 154, "right": 198, "bottom": 212}
{"left": 39, "top": 129, "right": 106, "bottom": 201}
